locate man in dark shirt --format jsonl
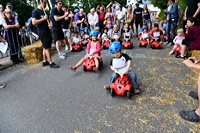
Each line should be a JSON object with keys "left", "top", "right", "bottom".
{"left": 32, "top": 0, "right": 59, "bottom": 68}
{"left": 133, "top": 3, "right": 143, "bottom": 38}
{"left": 50, "top": 0, "right": 68, "bottom": 59}
{"left": 183, "top": 0, "right": 200, "bottom": 32}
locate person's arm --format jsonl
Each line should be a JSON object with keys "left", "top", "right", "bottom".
{"left": 183, "top": 59, "right": 200, "bottom": 71}
{"left": 114, "top": 1, "right": 120, "bottom": 6}
{"left": 123, "top": 60, "right": 131, "bottom": 74}
{"left": 86, "top": 40, "right": 91, "bottom": 54}
{"left": 2, "top": 18, "right": 20, "bottom": 29}
{"left": 166, "top": 4, "right": 178, "bottom": 14}
{"left": 110, "top": 65, "right": 118, "bottom": 73}
{"left": 91, "top": 41, "right": 101, "bottom": 54}
{"left": 185, "top": 28, "right": 193, "bottom": 40}
{"left": 129, "top": 32, "right": 132, "bottom": 40}
{"left": 0, "top": 36, "right": 6, "bottom": 43}
{"left": 54, "top": 12, "right": 68, "bottom": 21}
{"left": 95, "top": 14, "right": 99, "bottom": 25}
{"left": 183, "top": 6, "right": 188, "bottom": 20}
{"left": 173, "top": 36, "right": 178, "bottom": 44}
{"left": 96, "top": 5, "right": 100, "bottom": 12}
{"left": 193, "top": 3, "right": 200, "bottom": 18}
{"left": 106, "top": 2, "right": 112, "bottom": 8}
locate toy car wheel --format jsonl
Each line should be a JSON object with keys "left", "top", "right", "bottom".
{"left": 110, "top": 89, "right": 115, "bottom": 97}
{"left": 83, "top": 66, "right": 87, "bottom": 72}
{"left": 174, "top": 51, "right": 179, "bottom": 57}
{"left": 128, "top": 45, "right": 132, "bottom": 49}
{"left": 152, "top": 45, "right": 155, "bottom": 49}
{"left": 103, "top": 46, "right": 106, "bottom": 49}
{"left": 158, "top": 45, "right": 161, "bottom": 49}
{"left": 127, "top": 91, "right": 131, "bottom": 99}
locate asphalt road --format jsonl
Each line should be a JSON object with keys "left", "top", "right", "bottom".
{"left": 0, "top": 37, "right": 200, "bottom": 133}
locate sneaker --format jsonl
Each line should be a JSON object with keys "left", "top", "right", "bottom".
{"left": 93, "top": 67, "right": 99, "bottom": 73}
{"left": 189, "top": 91, "right": 198, "bottom": 100}
{"left": 58, "top": 54, "right": 65, "bottom": 59}
{"left": 104, "top": 85, "right": 110, "bottom": 90}
{"left": 134, "top": 88, "right": 140, "bottom": 94}
{"left": 65, "top": 45, "right": 69, "bottom": 51}
{"left": 164, "top": 42, "right": 168, "bottom": 45}
{"left": 60, "top": 52, "right": 66, "bottom": 56}
{"left": 175, "top": 55, "right": 185, "bottom": 59}
{"left": 0, "top": 82, "right": 6, "bottom": 88}
{"left": 167, "top": 42, "right": 173, "bottom": 46}
{"left": 49, "top": 62, "right": 60, "bottom": 68}
{"left": 42, "top": 61, "right": 50, "bottom": 67}
{"left": 68, "top": 66, "right": 76, "bottom": 72}
{"left": 70, "top": 46, "right": 72, "bottom": 51}
{"left": 169, "top": 51, "right": 173, "bottom": 55}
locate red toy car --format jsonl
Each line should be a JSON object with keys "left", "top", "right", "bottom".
{"left": 150, "top": 39, "right": 162, "bottom": 49}
{"left": 174, "top": 45, "right": 181, "bottom": 57}
{"left": 122, "top": 41, "right": 133, "bottom": 49}
{"left": 109, "top": 74, "right": 132, "bottom": 99}
{"left": 138, "top": 39, "right": 148, "bottom": 47}
{"left": 102, "top": 41, "right": 110, "bottom": 49}
{"left": 82, "top": 39, "right": 89, "bottom": 46}
{"left": 71, "top": 43, "right": 83, "bottom": 52}
{"left": 163, "top": 35, "right": 168, "bottom": 42}
{"left": 82, "top": 56, "right": 103, "bottom": 72}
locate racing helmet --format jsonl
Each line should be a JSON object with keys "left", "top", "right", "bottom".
{"left": 109, "top": 42, "right": 122, "bottom": 53}
{"left": 89, "top": 30, "right": 98, "bottom": 36}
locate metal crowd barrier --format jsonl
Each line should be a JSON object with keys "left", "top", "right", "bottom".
{"left": 0, "top": 26, "right": 39, "bottom": 59}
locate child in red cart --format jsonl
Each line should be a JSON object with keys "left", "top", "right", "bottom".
{"left": 150, "top": 23, "right": 163, "bottom": 44}
{"left": 169, "top": 29, "right": 185, "bottom": 55}
{"left": 139, "top": 27, "right": 150, "bottom": 46}
{"left": 123, "top": 23, "right": 132, "bottom": 42}
{"left": 104, "top": 42, "right": 140, "bottom": 93}
{"left": 72, "top": 31, "right": 82, "bottom": 47}
{"left": 102, "top": 27, "right": 111, "bottom": 44}
{"left": 104, "top": 15, "right": 114, "bottom": 38}
{"left": 82, "top": 27, "right": 90, "bottom": 41}
{"left": 68, "top": 30, "right": 101, "bottom": 72}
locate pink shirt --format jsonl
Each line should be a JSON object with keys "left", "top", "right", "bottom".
{"left": 86, "top": 40, "right": 101, "bottom": 56}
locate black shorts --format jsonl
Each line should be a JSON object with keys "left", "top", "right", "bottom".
{"left": 52, "top": 27, "right": 64, "bottom": 43}
{"left": 39, "top": 33, "right": 52, "bottom": 49}
{"left": 135, "top": 19, "right": 143, "bottom": 28}
{"left": 182, "top": 39, "right": 195, "bottom": 46}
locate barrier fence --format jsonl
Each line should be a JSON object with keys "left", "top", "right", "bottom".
{"left": 0, "top": 26, "right": 39, "bottom": 60}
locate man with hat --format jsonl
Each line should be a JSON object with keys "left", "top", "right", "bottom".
{"left": 133, "top": 2, "right": 143, "bottom": 39}
{"left": 6, "top": 3, "right": 18, "bottom": 19}
{"left": 50, "top": 0, "right": 69, "bottom": 59}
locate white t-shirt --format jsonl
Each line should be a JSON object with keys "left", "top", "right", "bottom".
{"left": 73, "top": 36, "right": 81, "bottom": 44}
{"left": 116, "top": 10, "right": 125, "bottom": 22}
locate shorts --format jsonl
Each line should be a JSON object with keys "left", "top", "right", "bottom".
{"left": 52, "top": 27, "right": 64, "bottom": 43}
{"left": 62, "top": 28, "right": 71, "bottom": 37}
{"left": 144, "top": 19, "right": 152, "bottom": 24}
{"left": 182, "top": 39, "right": 195, "bottom": 46}
{"left": 38, "top": 32, "right": 52, "bottom": 49}
{"left": 135, "top": 19, "right": 143, "bottom": 28}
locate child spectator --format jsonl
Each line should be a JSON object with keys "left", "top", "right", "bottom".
{"left": 104, "top": 42, "right": 140, "bottom": 93}
{"left": 169, "top": 29, "right": 185, "bottom": 55}
{"left": 102, "top": 27, "right": 110, "bottom": 44}
{"left": 104, "top": 15, "right": 114, "bottom": 38}
{"left": 68, "top": 30, "right": 101, "bottom": 72}
{"left": 123, "top": 23, "right": 132, "bottom": 42}
{"left": 139, "top": 27, "right": 150, "bottom": 46}
{"left": 72, "top": 31, "right": 82, "bottom": 47}
{"left": 95, "top": 26, "right": 102, "bottom": 42}
{"left": 82, "top": 27, "right": 90, "bottom": 41}
{"left": 112, "top": 24, "right": 120, "bottom": 42}
{"left": 150, "top": 23, "right": 163, "bottom": 44}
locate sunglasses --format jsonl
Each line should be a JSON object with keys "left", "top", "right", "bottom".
{"left": 58, "top": 2, "right": 63, "bottom": 5}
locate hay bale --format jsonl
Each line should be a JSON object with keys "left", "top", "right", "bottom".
{"left": 22, "top": 40, "right": 43, "bottom": 64}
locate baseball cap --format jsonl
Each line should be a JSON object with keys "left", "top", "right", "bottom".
{"left": 6, "top": 3, "right": 12, "bottom": 7}
{"left": 135, "top": 2, "right": 139, "bottom": 5}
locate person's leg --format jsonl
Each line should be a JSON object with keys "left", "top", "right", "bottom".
{"left": 135, "top": 22, "right": 139, "bottom": 36}
{"left": 74, "top": 57, "right": 88, "bottom": 68}
{"left": 109, "top": 73, "right": 119, "bottom": 85}
{"left": 166, "top": 20, "right": 172, "bottom": 44}
{"left": 126, "top": 70, "right": 138, "bottom": 89}
{"left": 171, "top": 20, "right": 178, "bottom": 43}
{"left": 56, "top": 40, "right": 63, "bottom": 55}
{"left": 195, "top": 76, "right": 200, "bottom": 116}
{"left": 44, "top": 48, "right": 52, "bottom": 64}
{"left": 94, "top": 57, "right": 99, "bottom": 68}
{"left": 42, "top": 48, "right": 47, "bottom": 62}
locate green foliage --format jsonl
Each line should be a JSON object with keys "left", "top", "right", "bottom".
{"left": 0, "top": 0, "right": 34, "bottom": 27}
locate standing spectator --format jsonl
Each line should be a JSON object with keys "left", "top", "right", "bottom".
{"left": 96, "top": 5, "right": 106, "bottom": 33}
{"left": 50, "top": 0, "right": 68, "bottom": 59}
{"left": 25, "top": 17, "right": 38, "bottom": 44}
{"left": 143, "top": 4, "right": 152, "bottom": 31}
{"left": 5, "top": 3, "right": 18, "bottom": 19}
{"left": 1, "top": 9, "right": 22, "bottom": 64}
{"left": 116, "top": 5, "right": 125, "bottom": 34}
{"left": 105, "top": 7, "right": 114, "bottom": 21}
{"left": 0, "top": 36, "right": 6, "bottom": 88}
{"left": 62, "top": 5, "right": 73, "bottom": 51}
{"left": 126, "top": 7, "right": 134, "bottom": 34}
{"left": 0, "top": 5, "right": 4, "bottom": 17}
{"left": 162, "top": 0, "right": 179, "bottom": 46}
{"left": 32, "top": 0, "right": 59, "bottom": 68}
{"left": 76, "top": 8, "right": 86, "bottom": 34}
{"left": 183, "top": 0, "right": 200, "bottom": 33}
{"left": 106, "top": 1, "right": 120, "bottom": 15}
{"left": 133, "top": 2, "right": 143, "bottom": 39}
{"left": 88, "top": 8, "right": 98, "bottom": 31}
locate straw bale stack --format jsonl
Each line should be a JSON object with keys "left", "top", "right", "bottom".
{"left": 23, "top": 40, "right": 43, "bottom": 64}
{"left": 191, "top": 50, "right": 200, "bottom": 75}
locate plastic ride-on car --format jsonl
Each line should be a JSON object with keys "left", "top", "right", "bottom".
{"left": 109, "top": 72, "right": 132, "bottom": 99}
{"left": 71, "top": 43, "right": 83, "bottom": 52}
{"left": 150, "top": 39, "right": 162, "bottom": 49}
{"left": 82, "top": 39, "right": 89, "bottom": 46}
{"left": 102, "top": 41, "right": 110, "bottom": 49}
{"left": 174, "top": 45, "right": 181, "bottom": 57}
{"left": 122, "top": 40, "right": 133, "bottom": 49}
{"left": 82, "top": 56, "right": 103, "bottom": 72}
{"left": 138, "top": 39, "right": 148, "bottom": 47}
{"left": 163, "top": 34, "right": 168, "bottom": 42}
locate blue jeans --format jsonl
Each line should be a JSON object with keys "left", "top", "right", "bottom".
{"left": 108, "top": 70, "right": 139, "bottom": 89}
{"left": 166, "top": 18, "right": 178, "bottom": 43}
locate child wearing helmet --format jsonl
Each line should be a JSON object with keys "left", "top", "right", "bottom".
{"left": 139, "top": 27, "right": 150, "bottom": 46}
{"left": 123, "top": 23, "right": 132, "bottom": 42}
{"left": 68, "top": 30, "right": 101, "bottom": 72}
{"left": 82, "top": 27, "right": 90, "bottom": 41}
{"left": 104, "top": 42, "right": 140, "bottom": 93}
{"left": 95, "top": 26, "right": 102, "bottom": 42}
